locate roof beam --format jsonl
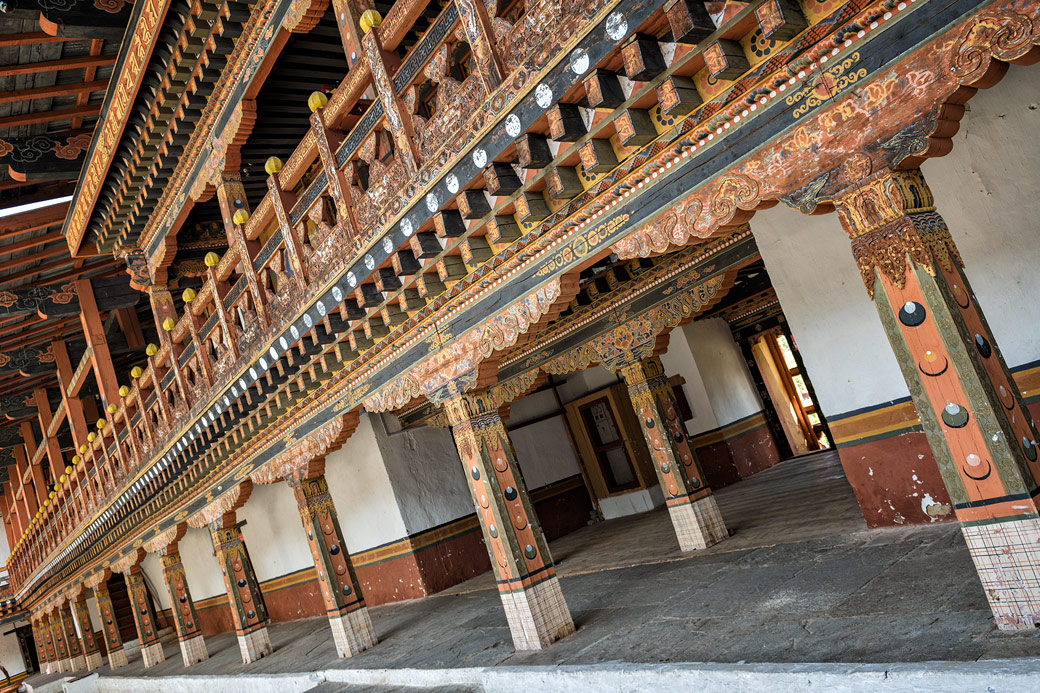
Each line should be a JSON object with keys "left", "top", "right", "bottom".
{"left": 0, "top": 245, "right": 70, "bottom": 276}
{"left": 0, "top": 202, "right": 70, "bottom": 242}
{"left": 0, "top": 104, "right": 101, "bottom": 130}
{"left": 0, "top": 54, "right": 116, "bottom": 78}
{"left": 0, "top": 232, "right": 64, "bottom": 257}
{"left": 0, "top": 32, "right": 75, "bottom": 47}
{"left": 0, "top": 257, "right": 113, "bottom": 289}
{"left": 2, "top": 131, "right": 91, "bottom": 182}
{"left": 0, "top": 79, "right": 108, "bottom": 105}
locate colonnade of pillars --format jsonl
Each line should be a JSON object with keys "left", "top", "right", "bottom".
{"left": 25, "top": 165, "right": 1040, "bottom": 674}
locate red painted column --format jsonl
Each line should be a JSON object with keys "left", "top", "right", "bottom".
{"left": 93, "top": 579, "right": 129, "bottom": 668}
{"left": 71, "top": 592, "right": 103, "bottom": 671}
{"left": 57, "top": 602, "right": 85, "bottom": 671}
{"left": 446, "top": 391, "right": 575, "bottom": 650}
{"left": 834, "top": 168, "right": 1040, "bottom": 630}
{"left": 160, "top": 545, "right": 209, "bottom": 667}
{"left": 618, "top": 351, "right": 728, "bottom": 551}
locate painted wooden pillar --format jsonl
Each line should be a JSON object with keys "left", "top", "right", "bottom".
{"left": 210, "top": 513, "right": 273, "bottom": 663}
{"left": 71, "top": 592, "right": 103, "bottom": 671}
{"left": 58, "top": 601, "right": 86, "bottom": 671}
{"left": 37, "top": 617, "right": 57, "bottom": 672}
{"left": 834, "top": 168, "right": 1040, "bottom": 631}
{"left": 216, "top": 175, "right": 270, "bottom": 328}
{"left": 122, "top": 562, "right": 166, "bottom": 667}
{"left": 49, "top": 611, "right": 70, "bottom": 672}
{"left": 362, "top": 21, "right": 421, "bottom": 176}
{"left": 93, "top": 580, "right": 129, "bottom": 668}
{"left": 453, "top": 0, "right": 506, "bottom": 93}
{"left": 32, "top": 619, "right": 51, "bottom": 672}
{"left": 160, "top": 547, "right": 209, "bottom": 666}
{"left": 445, "top": 391, "right": 575, "bottom": 650}
{"left": 289, "top": 472, "right": 376, "bottom": 657}
{"left": 617, "top": 353, "right": 728, "bottom": 551}
{"left": 330, "top": 0, "right": 370, "bottom": 65}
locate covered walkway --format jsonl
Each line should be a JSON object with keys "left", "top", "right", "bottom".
{"left": 25, "top": 452, "right": 1040, "bottom": 688}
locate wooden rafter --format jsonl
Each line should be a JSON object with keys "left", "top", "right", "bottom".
{"left": 0, "top": 245, "right": 68, "bottom": 274}
{"left": 0, "top": 33, "right": 75, "bottom": 48}
{"left": 73, "top": 40, "right": 105, "bottom": 130}
{"left": 0, "top": 232, "right": 64, "bottom": 256}
{"left": 0, "top": 55, "right": 116, "bottom": 78}
{"left": 0, "top": 105, "right": 101, "bottom": 130}
{"left": 0, "top": 80, "right": 107, "bottom": 105}
{"left": 0, "top": 257, "right": 116, "bottom": 289}
{"left": 0, "top": 203, "right": 70, "bottom": 242}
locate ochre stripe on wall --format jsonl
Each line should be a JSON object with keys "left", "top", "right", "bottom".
{"left": 690, "top": 410, "right": 770, "bottom": 448}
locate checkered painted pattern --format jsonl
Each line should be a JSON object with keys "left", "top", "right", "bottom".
{"left": 179, "top": 633, "right": 209, "bottom": 667}
{"left": 68, "top": 653, "right": 86, "bottom": 671}
{"left": 107, "top": 648, "right": 129, "bottom": 669}
{"left": 329, "top": 608, "right": 377, "bottom": 658}
{"left": 668, "top": 495, "right": 728, "bottom": 551}
{"left": 237, "top": 626, "right": 273, "bottom": 663}
{"left": 499, "top": 576, "right": 575, "bottom": 650}
{"left": 141, "top": 641, "right": 166, "bottom": 668}
{"left": 962, "top": 517, "right": 1040, "bottom": 631}
{"left": 84, "top": 651, "right": 104, "bottom": 671}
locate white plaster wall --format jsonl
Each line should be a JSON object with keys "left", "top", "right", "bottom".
{"left": 324, "top": 414, "right": 409, "bottom": 552}
{"left": 556, "top": 368, "right": 619, "bottom": 403}
{"left": 683, "top": 318, "right": 764, "bottom": 426}
{"left": 922, "top": 64, "right": 1040, "bottom": 369}
{"left": 238, "top": 481, "right": 314, "bottom": 582}
{"left": 0, "top": 623, "right": 25, "bottom": 677}
{"left": 753, "top": 203, "right": 908, "bottom": 416}
{"left": 753, "top": 65, "right": 1040, "bottom": 417}
{"left": 660, "top": 327, "right": 720, "bottom": 435}
{"left": 0, "top": 524, "right": 10, "bottom": 566}
{"left": 178, "top": 525, "right": 226, "bottom": 601}
{"left": 372, "top": 413, "right": 473, "bottom": 537}
{"left": 509, "top": 417, "right": 582, "bottom": 489}
{"left": 139, "top": 552, "right": 170, "bottom": 610}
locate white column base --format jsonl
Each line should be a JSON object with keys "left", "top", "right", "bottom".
{"left": 56, "top": 658, "right": 70, "bottom": 672}
{"left": 329, "top": 608, "right": 377, "bottom": 658}
{"left": 962, "top": 516, "right": 1040, "bottom": 631}
{"left": 85, "top": 651, "right": 104, "bottom": 671}
{"left": 237, "top": 627, "right": 273, "bottom": 664}
{"left": 69, "top": 653, "right": 86, "bottom": 671}
{"left": 107, "top": 647, "right": 129, "bottom": 669}
{"left": 668, "top": 494, "right": 728, "bottom": 552}
{"left": 499, "top": 575, "right": 575, "bottom": 650}
{"left": 179, "top": 633, "right": 209, "bottom": 667}
{"left": 141, "top": 640, "right": 166, "bottom": 668}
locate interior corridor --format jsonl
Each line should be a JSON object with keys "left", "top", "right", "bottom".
{"left": 26, "top": 449, "right": 1040, "bottom": 689}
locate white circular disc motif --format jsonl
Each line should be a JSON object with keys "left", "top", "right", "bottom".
{"left": 401, "top": 218, "right": 414, "bottom": 237}
{"left": 332, "top": 286, "right": 343, "bottom": 302}
{"left": 535, "top": 83, "right": 553, "bottom": 109}
{"left": 249, "top": 368, "right": 257, "bottom": 380}
{"left": 426, "top": 192, "right": 438, "bottom": 211}
{"left": 505, "top": 114, "right": 521, "bottom": 137}
{"left": 382, "top": 237, "right": 393, "bottom": 253}
{"left": 364, "top": 254, "right": 375, "bottom": 269}
{"left": 570, "top": 48, "right": 589, "bottom": 75}
{"left": 259, "top": 357, "right": 267, "bottom": 370}
{"left": 606, "top": 12, "right": 628, "bottom": 41}
{"left": 280, "top": 336, "right": 289, "bottom": 350}
{"left": 269, "top": 346, "right": 278, "bottom": 361}
{"left": 472, "top": 148, "right": 487, "bottom": 168}
{"left": 304, "top": 314, "right": 313, "bottom": 328}
{"left": 317, "top": 300, "right": 327, "bottom": 316}
{"left": 291, "top": 325, "right": 299, "bottom": 339}
{"left": 347, "top": 271, "right": 357, "bottom": 287}
{"left": 446, "top": 173, "right": 459, "bottom": 193}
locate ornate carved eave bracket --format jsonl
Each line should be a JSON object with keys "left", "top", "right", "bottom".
{"left": 108, "top": 547, "right": 144, "bottom": 576}
{"left": 250, "top": 412, "right": 359, "bottom": 485}
{"left": 0, "top": 276, "right": 138, "bottom": 319}
{"left": 142, "top": 523, "right": 185, "bottom": 556}
{"left": 186, "top": 481, "right": 251, "bottom": 529}
{"left": 363, "top": 275, "right": 579, "bottom": 412}
{"left": 7, "top": 0, "right": 135, "bottom": 40}
{"left": 0, "top": 132, "right": 92, "bottom": 183}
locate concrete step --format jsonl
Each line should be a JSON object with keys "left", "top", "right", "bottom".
{"left": 306, "top": 684, "right": 482, "bottom": 693}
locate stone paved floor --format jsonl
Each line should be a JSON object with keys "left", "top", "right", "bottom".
{"left": 26, "top": 451, "right": 1040, "bottom": 687}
